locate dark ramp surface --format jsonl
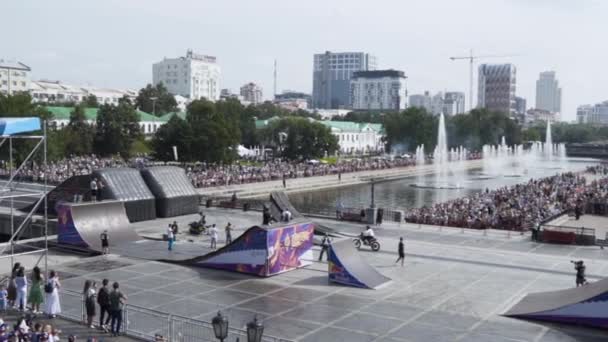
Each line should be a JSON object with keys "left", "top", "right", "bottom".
{"left": 504, "top": 277, "right": 608, "bottom": 329}
{"left": 58, "top": 201, "right": 141, "bottom": 251}
{"left": 270, "top": 191, "right": 302, "bottom": 218}
{"left": 328, "top": 238, "right": 391, "bottom": 289}
{"left": 23, "top": 174, "right": 90, "bottom": 215}
{"left": 94, "top": 168, "right": 156, "bottom": 222}
{"left": 141, "top": 166, "right": 200, "bottom": 217}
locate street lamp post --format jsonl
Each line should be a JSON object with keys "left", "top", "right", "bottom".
{"left": 246, "top": 316, "right": 264, "bottom": 342}
{"left": 212, "top": 311, "right": 229, "bottom": 342}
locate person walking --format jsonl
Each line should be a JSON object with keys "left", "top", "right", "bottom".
{"left": 97, "top": 279, "right": 111, "bottom": 331}
{"left": 395, "top": 237, "right": 405, "bottom": 267}
{"left": 225, "top": 223, "right": 233, "bottom": 245}
{"left": 7, "top": 262, "right": 20, "bottom": 308}
{"left": 209, "top": 224, "right": 218, "bottom": 250}
{"left": 109, "top": 282, "right": 127, "bottom": 337}
{"left": 44, "top": 270, "right": 61, "bottom": 318}
{"left": 83, "top": 280, "right": 97, "bottom": 328}
{"left": 14, "top": 266, "right": 27, "bottom": 311}
{"left": 167, "top": 225, "right": 174, "bottom": 251}
{"left": 318, "top": 234, "right": 330, "bottom": 261}
{"left": 100, "top": 230, "right": 109, "bottom": 255}
{"left": 28, "top": 266, "right": 44, "bottom": 314}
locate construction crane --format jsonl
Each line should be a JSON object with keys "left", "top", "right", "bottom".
{"left": 449, "top": 49, "right": 517, "bottom": 111}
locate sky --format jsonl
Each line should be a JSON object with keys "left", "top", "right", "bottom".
{"left": 3, "top": 0, "right": 607, "bottom": 121}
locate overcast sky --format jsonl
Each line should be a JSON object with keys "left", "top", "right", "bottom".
{"left": 4, "top": 0, "right": 606, "bottom": 120}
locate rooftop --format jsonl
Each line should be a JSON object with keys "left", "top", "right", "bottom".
{"left": 45, "top": 106, "right": 166, "bottom": 122}
{"left": 0, "top": 59, "right": 31, "bottom": 71}
{"left": 353, "top": 69, "right": 406, "bottom": 79}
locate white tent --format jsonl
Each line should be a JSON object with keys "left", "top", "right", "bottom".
{"left": 237, "top": 145, "right": 256, "bottom": 157}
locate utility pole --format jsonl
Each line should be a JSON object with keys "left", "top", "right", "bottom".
{"left": 273, "top": 59, "right": 277, "bottom": 100}
{"left": 449, "top": 50, "right": 516, "bottom": 112}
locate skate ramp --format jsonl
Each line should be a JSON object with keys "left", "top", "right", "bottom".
{"left": 22, "top": 174, "right": 91, "bottom": 216}
{"left": 58, "top": 200, "right": 315, "bottom": 277}
{"left": 270, "top": 191, "right": 302, "bottom": 221}
{"left": 328, "top": 238, "right": 391, "bottom": 289}
{"left": 93, "top": 168, "right": 156, "bottom": 222}
{"left": 57, "top": 201, "right": 141, "bottom": 251}
{"left": 141, "top": 166, "right": 200, "bottom": 218}
{"left": 504, "top": 278, "right": 608, "bottom": 329}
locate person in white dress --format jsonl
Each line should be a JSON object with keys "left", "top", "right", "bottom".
{"left": 209, "top": 224, "right": 218, "bottom": 249}
{"left": 45, "top": 270, "right": 61, "bottom": 318}
{"left": 14, "top": 266, "right": 28, "bottom": 311}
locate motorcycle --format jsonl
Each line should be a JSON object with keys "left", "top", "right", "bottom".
{"left": 189, "top": 221, "right": 206, "bottom": 235}
{"left": 353, "top": 234, "right": 381, "bottom": 251}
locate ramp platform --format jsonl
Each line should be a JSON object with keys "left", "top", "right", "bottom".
{"left": 57, "top": 201, "right": 315, "bottom": 276}
{"left": 328, "top": 238, "right": 391, "bottom": 289}
{"left": 504, "top": 278, "right": 608, "bottom": 329}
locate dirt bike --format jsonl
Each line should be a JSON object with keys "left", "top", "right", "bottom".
{"left": 189, "top": 221, "right": 206, "bottom": 235}
{"left": 353, "top": 234, "right": 381, "bottom": 251}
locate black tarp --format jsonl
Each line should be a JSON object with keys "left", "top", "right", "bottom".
{"left": 93, "top": 168, "right": 156, "bottom": 222}
{"left": 140, "top": 166, "right": 200, "bottom": 217}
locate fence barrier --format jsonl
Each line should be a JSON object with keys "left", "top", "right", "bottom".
{"left": 59, "top": 289, "right": 293, "bottom": 342}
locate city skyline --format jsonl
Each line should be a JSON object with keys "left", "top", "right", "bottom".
{"left": 3, "top": 0, "right": 606, "bottom": 120}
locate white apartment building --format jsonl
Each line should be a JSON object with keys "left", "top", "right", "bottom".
{"left": 0, "top": 59, "right": 31, "bottom": 95}
{"left": 577, "top": 102, "right": 608, "bottom": 125}
{"left": 443, "top": 92, "right": 465, "bottom": 116}
{"left": 29, "top": 80, "right": 137, "bottom": 105}
{"left": 350, "top": 70, "right": 407, "bottom": 111}
{"left": 536, "top": 71, "right": 562, "bottom": 114}
{"left": 240, "top": 82, "right": 263, "bottom": 104}
{"left": 153, "top": 50, "right": 221, "bottom": 101}
{"left": 313, "top": 51, "right": 377, "bottom": 109}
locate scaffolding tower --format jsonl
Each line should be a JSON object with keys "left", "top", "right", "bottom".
{"left": 0, "top": 118, "right": 48, "bottom": 275}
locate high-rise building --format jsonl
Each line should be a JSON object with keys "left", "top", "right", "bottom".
{"left": 350, "top": 70, "right": 407, "bottom": 111}
{"left": 515, "top": 96, "right": 527, "bottom": 115}
{"left": 240, "top": 82, "right": 263, "bottom": 104}
{"left": 477, "top": 64, "right": 517, "bottom": 114}
{"left": 152, "top": 50, "right": 221, "bottom": 101}
{"left": 535, "top": 71, "right": 562, "bottom": 114}
{"left": 576, "top": 102, "right": 608, "bottom": 125}
{"left": 443, "top": 92, "right": 465, "bottom": 116}
{"left": 312, "top": 51, "right": 377, "bottom": 109}
{"left": 0, "top": 59, "right": 31, "bottom": 95}
{"left": 409, "top": 91, "right": 433, "bottom": 113}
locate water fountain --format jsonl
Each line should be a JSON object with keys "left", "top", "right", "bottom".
{"left": 545, "top": 120, "right": 553, "bottom": 160}
{"left": 411, "top": 114, "right": 463, "bottom": 189}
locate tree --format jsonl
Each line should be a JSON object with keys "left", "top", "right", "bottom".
{"left": 93, "top": 97, "right": 142, "bottom": 156}
{"left": 261, "top": 117, "right": 338, "bottom": 160}
{"left": 151, "top": 115, "right": 192, "bottom": 161}
{"left": 184, "top": 99, "right": 240, "bottom": 163}
{"left": 383, "top": 107, "right": 437, "bottom": 153}
{"left": 83, "top": 94, "right": 99, "bottom": 108}
{"left": 63, "top": 105, "right": 95, "bottom": 156}
{"left": 135, "top": 83, "right": 177, "bottom": 116}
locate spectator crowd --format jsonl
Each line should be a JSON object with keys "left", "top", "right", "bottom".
{"left": 406, "top": 171, "right": 603, "bottom": 231}
{"left": 0, "top": 152, "right": 482, "bottom": 189}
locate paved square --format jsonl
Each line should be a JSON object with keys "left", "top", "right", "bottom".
{"left": 46, "top": 209, "right": 608, "bottom": 341}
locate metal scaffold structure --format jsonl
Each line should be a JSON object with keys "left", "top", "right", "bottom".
{"left": 0, "top": 117, "right": 48, "bottom": 275}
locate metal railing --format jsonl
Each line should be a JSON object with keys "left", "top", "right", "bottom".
{"left": 541, "top": 224, "right": 596, "bottom": 237}
{"left": 59, "top": 289, "right": 293, "bottom": 342}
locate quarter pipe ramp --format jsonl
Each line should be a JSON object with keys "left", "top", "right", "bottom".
{"left": 504, "top": 278, "right": 608, "bottom": 329}
{"left": 57, "top": 201, "right": 315, "bottom": 277}
{"left": 328, "top": 238, "right": 391, "bottom": 289}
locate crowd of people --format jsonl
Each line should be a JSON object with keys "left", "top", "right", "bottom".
{"left": 1, "top": 261, "right": 132, "bottom": 341}
{"left": 0, "top": 152, "right": 483, "bottom": 189}
{"left": 406, "top": 172, "right": 595, "bottom": 231}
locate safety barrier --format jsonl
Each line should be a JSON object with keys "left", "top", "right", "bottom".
{"left": 540, "top": 224, "right": 596, "bottom": 245}
{"left": 59, "top": 289, "right": 293, "bottom": 342}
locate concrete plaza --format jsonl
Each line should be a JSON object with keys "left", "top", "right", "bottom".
{"left": 43, "top": 208, "right": 608, "bottom": 341}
